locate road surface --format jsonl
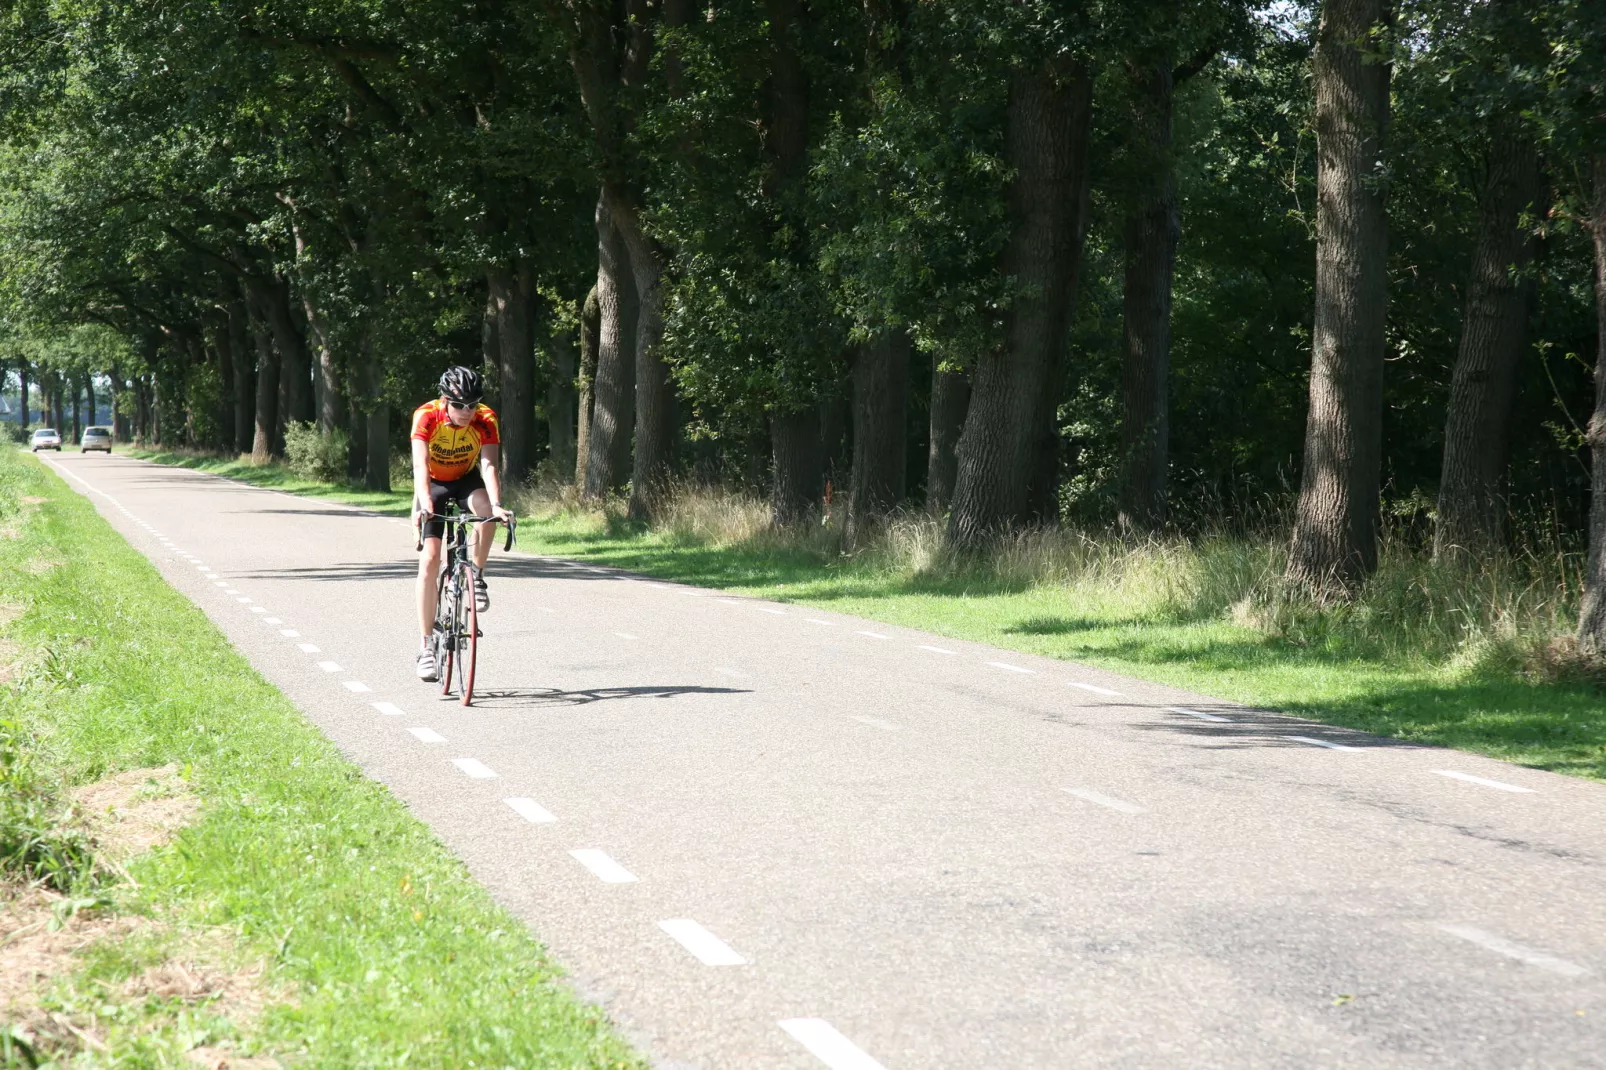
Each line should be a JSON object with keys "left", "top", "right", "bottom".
{"left": 42, "top": 453, "right": 1606, "bottom": 1069}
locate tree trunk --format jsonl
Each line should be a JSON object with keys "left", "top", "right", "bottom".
{"left": 228, "top": 296, "right": 253, "bottom": 454}
{"left": 847, "top": 330, "right": 911, "bottom": 542}
{"left": 1576, "top": 155, "right": 1606, "bottom": 653}
{"left": 17, "top": 365, "right": 27, "bottom": 431}
{"left": 360, "top": 345, "right": 390, "bottom": 493}
{"left": 1118, "top": 60, "right": 1180, "bottom": 534}
{"left": 209, "top": 311, "right": 234, "bottom": 448}
{"left": 347, "top": 397, "right": 367, "bottom": 483}
{"left": 610, "top": 192, "right": 675, "bottom": 522}
{"left": 1287, "top": 0, "right": 1393, "bottom": 593}
{"left": 548, "top": 310, "right": 579, "bottom": 483}
{"left": 771, "top": 407, "right": 824, "bottom": 526}
{"left": 112, "top": 375, "right": 125, "bottom": 441}
{"left": 303, "top": 293, "right": 345, "bottom": 435}
{"left": 927, "top": 365, "right": 969, "bottom": 515}
{"left": 489, "top": 262, "right": 536, "bottom": 489}
{"left": 248, "top": 297, "right": 280, "bottom": 465}
{"left": 949, "top": 59, "right": 1094, "bottom": 548}
{"left": 52, "top": 383, "right": 64, "bottom": 434}
{"left": 585, "top": 194, "right": 637, "bottom": 498}
{"left": 575, "top": 285, "right": 600, "bottom": 488}
{"left": 1433, "top": 118, "right": 1539, "bottom": 558}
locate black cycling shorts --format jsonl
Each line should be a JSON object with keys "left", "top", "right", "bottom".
{"left": 422, "top": 468, "right": 487, "bottom": 540}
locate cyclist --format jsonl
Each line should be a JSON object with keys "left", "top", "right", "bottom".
{"left": 411, "top": 366, "right": 513, "bottom": 681}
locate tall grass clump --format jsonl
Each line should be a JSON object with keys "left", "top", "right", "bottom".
{"left": 281, "top": 421, "right": 349, "bottom": 482}
{"left": 0, "top": 719, "right": 96, "bottom": 890}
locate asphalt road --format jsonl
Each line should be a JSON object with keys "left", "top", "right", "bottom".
{"left": 41, "top": 452, "right": 1606, "bottom": 1069}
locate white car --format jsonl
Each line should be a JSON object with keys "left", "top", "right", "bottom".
{"left": 29, "top": 428, "right": 61, "bottom": 451}
{"left": 81, "top": 426, "right": 112, "bottom": 453}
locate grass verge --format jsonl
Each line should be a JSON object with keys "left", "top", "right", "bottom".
{"left": 0, "top": 447, "right": 644, "bottom": 1067}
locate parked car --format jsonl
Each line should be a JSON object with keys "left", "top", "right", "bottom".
{"left": 81, "top": 426, "right": 112, "bottom": 453}
{"left": 29, "top": 428, "right": 61, "bottom": 451}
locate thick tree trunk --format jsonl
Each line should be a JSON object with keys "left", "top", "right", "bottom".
{"left": 347, "top": 397, "right": 367, "bottom": 483}
{"left": 359, "top": 343, "right": 390, "bottom": 493}
{"left": 585, "top": 195, "right": 637, "bottom": 498}
{"left": 17, "top": 365, "right": 26, "bottom": 431}
{"left": 927, "top": 365, "right": 969, "bottom": 515}
{"left": 248, "top": 298, "right": 279, "bottom": 465}
{"left": 847, "top": 330, "right": 911, "bottom": 542}
{"left": 1287, "top": 0, "right": 1393, "bottom": 593}
{"left": 548, "top": 313, "right": 579, "bottom": 483}
{"left": 227, "top": 296, "right": 253, "bottom": 454}
{"left": 575, "top": 285, "right": 600, "bottom": 488}
{"left": 209, "top": 311, "right": 234, "bottom": 448}
{"left": 1576, "top": 155, "right": 1606, "bottom": 653}
{"left": 771, "top": 407, "right": 824, "bottom": 526}
{"left": 949, "top": 59, "right": 1094, "bottom": 548}
{"left": 70, "top": 377, "right": 80, "bottom": 443}
{"left": 489, "top": 261, "right": 536, "bottom": 489}
{"left": 610, "top": 192, "right": 675, "bottom": 522}
{"left": 1434, "top": 119, "right": 1539, "bottom": 558}
{"left": 1118, "top": 61, "right": 1180, "bottom": 534}
{"left": 302, "top": 293, "right": 345, "bottom": 435}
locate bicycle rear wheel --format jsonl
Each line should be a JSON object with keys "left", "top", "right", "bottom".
{"left": 456, "top": 567, "right": 479, "bottom": 706}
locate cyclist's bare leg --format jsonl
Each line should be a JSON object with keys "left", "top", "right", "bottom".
{"left": 467, "top": 487, "right": 495, "bottom": 570}
{"left": 417, "top": 537, "right": 443, "bottom": 640}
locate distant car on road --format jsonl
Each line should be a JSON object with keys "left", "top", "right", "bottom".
{"left": 81, "top": 426, "right": 112, "bottom": 453}
{"left": 29, "top": 428, "right": 61, "bottom": 451}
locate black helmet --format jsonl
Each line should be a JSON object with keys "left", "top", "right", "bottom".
{"left": 439, "top": 366, "right": 485, "bottom": 405}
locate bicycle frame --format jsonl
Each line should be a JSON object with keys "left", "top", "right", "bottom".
{"left": 417, "top": 505, "right": 515, "bottom": 706}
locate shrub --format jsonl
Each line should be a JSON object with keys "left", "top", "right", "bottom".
{"left": 282, "top": 421, "right": 348, "bottom": 483}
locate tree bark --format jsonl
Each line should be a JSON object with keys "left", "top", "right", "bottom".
{"left": 347, "top": 397, "right": 366, "bottom": 483}
{"left": 948, "top": 59, "right": 1094, "bottom": 548}
{"left": 70, "top": 375, "right": 81, "bottom": 444}
{"left": 18, "top": 365, "right": 27, "bottom": 432}
{"left": 927, "top": 365, "right": 969, "bottom": 515}
{"left": 302, "top": 293, "right": 344, "bottom": 435}
{"left": 208, "top": 308, "right": 234, "bottom": 449}
{"left": 228, "top": 295, "right": 253, "bottom": 454}
{"left": 548, "top": 310, "right": 579, "bottom": 483}
{"left": 1287, "top": 0, "right": 1393, "bottom": 593}
{"left": 611, "top": 192, "right": 675, "bottom": 522}
{"left": 585, "top": 194, "right": 637, "bottom": 498}
{"left": 1118, "top": 60, "right": 1180, "bottom": 534}
{"left": 1433, "top": 118, "right": 1539, "bottom": 558}
{"left": 247, "top": 295, "right": 279, "bottom": 465}
{"left": 847, "top": 330, "right": 910, "bottom": 542}
{"left": 771, "top": 407, "right": 824, "bottom": 526}
{"left": 489, "top": 261, "right": 536, "bottom": 489}
{"left": 1576, "top": 155, "right": 1606, "bottom": 653}
{"left": 576, "top": 285, "right": 600, "bottom": 488}
{"left": 358, "top": 340, "right": 390, "bottom": 492}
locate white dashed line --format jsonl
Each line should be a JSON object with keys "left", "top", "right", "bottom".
{"left": 1285, "top": 735, "right": 1359, "bottom": 751}
{"left": 235, "top": 597, "right": 253, "bottom": 604}
{"left": 918, "top": 644, "right": 956, "bottom": 655}
{"left": 264, "top": 617, "right": 282, "bottom": 624}
{"left": 343, "top": 681, "right": 371, "bottom": 693}
{"left": 1169, "top": 706, "right": 1230, "bottom": 722}
{"left": 280, "top": 629, "right": 300, "bottom": 637}
{"left": 317, "top": 661, "right": 342, "bottom": 673}
{"left": 250, "top": 607, "right": 266, "bottom": 614}
{"left": 852, "top": 716, "right": 902, "bottom": 731}
{"left": 658, "top": 919, "right": 747, "bottom": 965}
{"left": 614, "top": 632, "right": 639, "bottom": 640}
{"left": 1436, "top": 924, "right": 1589, "bottom": 977}
{"left": 372, "top": 702, "right": 406, "bottom": 717}
{"left": 1067, "top": 681, "right": 1122, "bottom": 696}
{"left": 503, "top": 797, "right": 557, "bottom": 823}
{"left": 987, "top": 661, "right": 1034, "bottom": 674}
{"left": 224, "top": 588, "right": 239, "bottom": 595}
{"left": 570, "top": 849, "right": 638, "bottom": 883}
{"left": 1063, "top": 788, "right": 1146, "bottom": 814}
{"left": 297, "top": 643, "right": 320, "bottom": 653}
{"left": 408, "top": 726, "right": 446, "bottom": 743}
{"left": 757, "top": 606, "right": 786, "bottom": 615}
{"left": 212, "top": 581, "right": 228, "bottom": 587}
{"left": 804, "top": 618, "right": 835, "bottom": 626}
{"left": 1433, "top": 770, "right": 1535, "bottom": 793}
{"left": 452, "top": 757, "right": 497, "bottom": 779}
{"left": 854, "top": 630, "right": 888, "bottom": 640}
{"left": 718, "top": 598, "right": 745, "bottom": 606}
{"left": 778, "top": 1019, "right": 887, "bottom": 1070}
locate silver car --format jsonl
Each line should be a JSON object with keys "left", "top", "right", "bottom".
{"left": 29, "top": 428, "right": 61, "bottom": 451}
{"left": 81, "top": 426, "right": 112, "bottom": 453}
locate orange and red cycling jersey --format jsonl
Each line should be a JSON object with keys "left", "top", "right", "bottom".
{"left": 410, "top": 399, "right": 500, "bottom": 483}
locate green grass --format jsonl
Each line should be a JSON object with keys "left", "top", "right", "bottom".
{"left": 126, "top": 448, "right": 411, "bottom": 516}
{"left": 0, "top": 448, "right": 645, "bottom": 1067}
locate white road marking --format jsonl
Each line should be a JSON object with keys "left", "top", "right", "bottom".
{"left": 1169, "top": 706, "right": 1230, "bottom": 722}
{"left": 297, "top": 643, "right": 320, "bottom": 653}
{"left": 1285, "top": 735, "right": 1359, "bottom": 751}
{"left": 1433, "top": 770, "right": 1535, "bottom": 794}
{"left": 250, "top": 607, "right": 266, "bottom": 614}
{"left": 757, "top": 606, "right": 786, "bottom": 615}
{"left": 503, "top": 797, "right": 557, "bottom": 823}
{"left": 645, "top": 582, "right": 670, "bottom": 589}
{"left": 805, "top": 618, "right": 835, "bottom": 626}
{"left": 987, "top": 661, "right": 1034, "bottom": 674}
{"left": 918, "top": 644, "right": 956, "bottom": 655}
{"left": 408, "top": 726, "right": 446, "bottom": 743}
{"left": 854, "top": 630, "right": 888, "bottom": 640}
{"left": 235, "top": 597, "right": 253, "bottom": 604}
{"left": 452, "top": 757, "right": 497, "bottom": 779}
{"left": 778, "top": 1019, "right": 887, "bottom": 1070}
{"left": 676, "top": 589, "right": 704, "bottom": 597}
{"left": 372, "top": 702, "right": 406, "bottom": 717}
{"left": 317, "top": 661, "right": 342, "bottom": 672}
{"left": 1436, "top": 924, "right": 1590, "bottom": 977}
{"left": 717, "top": 598, "right": 745, "bottom": 606}
{"left": 224, "top": 588, "right": 239, "bottom": 595}
{"left": 1063, "top": 787, "right": 1146, "bottom": 814}
{"left": 343, "top": 681, "right": 371, "bottom": 693}
{"left": 570, "top": 849, "right": 638, "bottom": 883}
{"left": 280, "top": 628, "right": 300, "bottom": 637}
{"left": 658, "top": 919, "right": 747, "bottom": 965}
{"left": 265, "top": 617, "right": 282, "bottom": 624}
{"left": 212, "top": 581, "right": 228, "bottom": 587}
{"left": 1067, "top": 681, "right": 1122, "bottom": 696}
{"left": 614, "top": 632, "right": 639, "bottom": 640}
{"left": 852, "top": 716, "right": 902, "bottom": 731}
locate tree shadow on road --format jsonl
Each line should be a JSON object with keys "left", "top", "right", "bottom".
{"left": 446, "top": 684, "right": 752, "bottom": 710}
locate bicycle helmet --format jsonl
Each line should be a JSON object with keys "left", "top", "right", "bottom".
{"left": 439, "top": 366, "right": 485, "bottom": 405}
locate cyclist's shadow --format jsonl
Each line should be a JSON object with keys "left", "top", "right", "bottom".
{"left": 448, "top": 684, "right": 750, "bottom": 710}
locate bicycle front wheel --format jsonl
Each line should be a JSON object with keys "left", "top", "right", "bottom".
{"left": 456, "top": 568, "right": 479, "bottom": 706}
{"left": 436, "top": 568, "right": 456, "bottom": 698}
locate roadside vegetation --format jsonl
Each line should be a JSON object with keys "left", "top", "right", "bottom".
{"left": 0, "top": 447, "right": 644, "bottom": 1067}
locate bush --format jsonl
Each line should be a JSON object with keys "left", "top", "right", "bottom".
{"left": 282, "top": 421, "right": 348, "bottom": 483}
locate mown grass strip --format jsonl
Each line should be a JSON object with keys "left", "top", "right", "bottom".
{"left": 0, "top": 448, "right": 644, "bottom": 1067}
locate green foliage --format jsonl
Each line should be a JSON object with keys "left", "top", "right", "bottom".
{"left": 282, "top": 420, "right": 349, "bottom": 482}
{"left": 0, "top": 718, "right": 96, "bottom": 891}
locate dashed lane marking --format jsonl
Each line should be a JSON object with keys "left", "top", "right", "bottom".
{"left": 264, "top": 617, "right": 282, "bottom": 624}
{"left": 317, "top": 661, "right": 342, "bottom": 673}
{"left": 987, "top": 661, "right": 1034, "bottom": 674}
{"left": 280, "top": 628, "right": 299, "bottom": 637}
{"left": 717, "top": 598, "right": 745, "bottom": 606}
{"left": 408, "top": 727, "right": 446, "bottom": 743}
{"left": 372, "top": 702, "right": 406, "bottom": 717}
{"left": 343, "top": 681, "right": 371, "bottom": 693}
{"left": 235, "top": 597, "right": 253, "bottom": 604}
{"left": 570, "top": 849, "right": 638, "bottom": 884}
{"left": 452, "top": 757, "right": 497, "bottom": 779}
{"left": 778, "top": 1019, "right": 887, "bottom": 1070}
{"left": 504, "top": 797, "right": 557, "bottom": 823}
{"left": 854, "top": 630, "right": 888, "bottom": 640}
{"left": 1067, "top": 681, "right": 1122, "bottom": 696}
{"left": 1285, "top": 735, "right": 1359, "bottom": 751}
{"left": 1169, "top": 706, "right": 1230, "bottom": 722}
{"left": 658, "top": 919, "right": 747, "bottom": 965}
{"left": 918, "top": 644, "right": 955, "bottom": 655}
{"left": 297, "top": 643, "right": 320, "bottom": 653}
{"left": 757, "top": 606, "right": 787, "bottom": 615}
{"left": 805, "top": 618, "right": 835, "bottom": 626}
{"left": 1063, "top": 787, "right": 1146, "bottom": 815}
{"left": 250, "top": 607, "right": 266, "bottom": 614}
{"left": 1433, "top": 770, "right": 1535, "bottom": 794}
{"left": 1436, "top": 924, "right": 1589, "bottom": 977}
{"left": 212, "top": 581, "right": 228, "bottom": 587}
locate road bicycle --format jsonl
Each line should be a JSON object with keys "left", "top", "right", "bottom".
{"left": 418, "top": 505, "right": 515, "bottom": 706}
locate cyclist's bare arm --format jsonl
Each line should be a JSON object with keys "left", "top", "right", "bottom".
{"left": 411, "top": 439, "right": 432, "bottom": 534}
{"left": 478, "top": 444, "right": 511, "bottom": 522}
